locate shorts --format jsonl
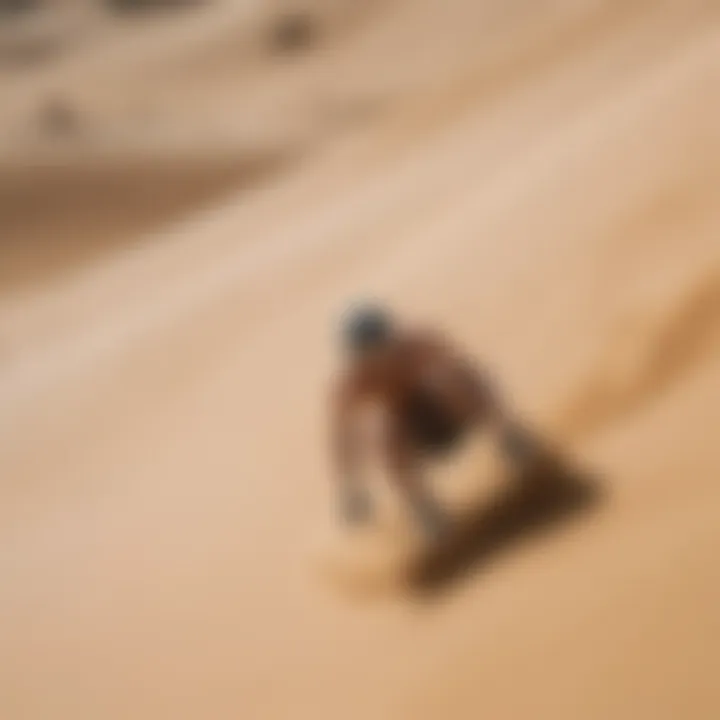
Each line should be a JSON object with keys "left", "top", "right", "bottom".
{"left": 401, "top": 391, "right": 466, "bottom": 456}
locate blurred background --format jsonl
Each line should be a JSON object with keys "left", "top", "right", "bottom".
{"left": 1, "top": 1, "right": 719, "bottom": 718}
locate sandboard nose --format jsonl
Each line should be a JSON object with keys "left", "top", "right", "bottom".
{"left": 307, "top": 518, "right": 419, "bottom": 600}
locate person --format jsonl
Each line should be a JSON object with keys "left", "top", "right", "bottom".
{"left": 330, "top": 302, "right": 530, "bottom": 543}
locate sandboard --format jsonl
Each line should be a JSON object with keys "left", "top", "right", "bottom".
{"left": 308, "top": 510, "right": 424, "bottom": 599}
{"left": 309, "top": 435, "right": 596, "bottom": 599}
{"left": 308, "top": 441, "right": 507, "bottom": 599}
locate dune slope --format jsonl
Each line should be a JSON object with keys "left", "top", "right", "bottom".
{"left": 1, "top": 1, "right": 719, "bottom": 719}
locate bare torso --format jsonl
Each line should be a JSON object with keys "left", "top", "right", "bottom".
{"left": 338, "top": 329, "right": 491, "bottom": 429}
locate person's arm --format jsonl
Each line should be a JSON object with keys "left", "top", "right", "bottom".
{"left": 330, "top": 376, "right": 372, "bottom": 523}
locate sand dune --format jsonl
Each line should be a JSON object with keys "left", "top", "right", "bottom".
{"left": 0, "top": 152, "right": 290, "bottom": 295}
{"left": 1, "top": 1, "right": 720, "bottom": 719}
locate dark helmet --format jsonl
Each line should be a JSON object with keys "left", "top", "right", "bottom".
{"left": 341, "top": 302, "right": 394, "bottom": 354}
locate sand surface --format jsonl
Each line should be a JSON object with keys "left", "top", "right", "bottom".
{"left": 1, "top": 1, "right": 720, "bottom": 718}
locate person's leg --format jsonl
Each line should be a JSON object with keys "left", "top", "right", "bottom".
{"left": 477, "top": 384, "right": 536, "bottom": 469}
{"left": 462, "top": 368, "right": 537, "bottom": 469}
{"left": 500, "top": 421, "right": 536, "bottom": 465}
{"left": 383, "top": 416, "right": 449, "bottom": 542}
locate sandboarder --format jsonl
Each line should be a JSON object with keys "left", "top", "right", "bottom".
{"left": 331, "top": 303, "right": 530, "bottom": 543}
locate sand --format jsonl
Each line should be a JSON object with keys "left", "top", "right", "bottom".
{"left": 1, "top": 1, "right": 719, "bottom": 718}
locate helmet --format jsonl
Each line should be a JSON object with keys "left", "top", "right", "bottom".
{"left": 341, "top": 302, "right": 394, "bottom": 354}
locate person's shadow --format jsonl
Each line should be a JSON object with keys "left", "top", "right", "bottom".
{"left": 407, "top": 430, "right": 604, "bottom": 595}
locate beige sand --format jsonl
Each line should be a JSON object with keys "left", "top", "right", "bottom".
{"left": 1, "top": 1, "right": 719, "bottom": 718}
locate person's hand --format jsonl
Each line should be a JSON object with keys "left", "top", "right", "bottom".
{"left": 339, "top": 484, "right": 373, "bottom": 525}
{"left": 409, "top": 492, "right": 450, "bottom": 545}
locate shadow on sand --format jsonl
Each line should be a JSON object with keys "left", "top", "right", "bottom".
{"left": 407, "top": 435, "right": 604, "bottom": 596}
